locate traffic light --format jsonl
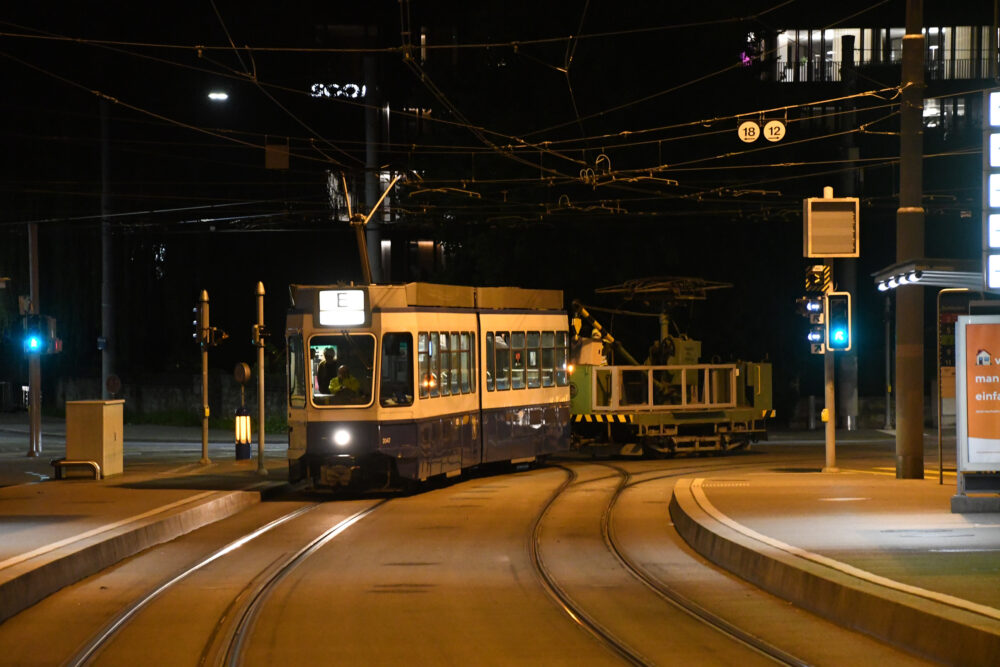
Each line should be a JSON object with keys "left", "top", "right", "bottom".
{"left": 251, "top": 323, "right": 269, "bottom": 347}
{"left": 43, "top": 316, "right": 62, "bottom": 354}
{"left": 796, "top": 296, "right": 824, "bottom": 322}
{"left": 23, "top": 315, "right": 43, "bottom": 354}
{"left": 825, "top": 291, "right": 852, "bottom": 351}
{"left": 209, "top": 327, "right": 229, "bottom": 347}
{"left": 22, "top": 315, "right": 61, "bottom": 355}
{"left": 192, "top": 292, "right": 227, "bottom": 348}
{"left": 192, "top": 304, "right": 208, "bottom": 346}
{"left": 796, "top": 296, "right": 826, "bottom": 354}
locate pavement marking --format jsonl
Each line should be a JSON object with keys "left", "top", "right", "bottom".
{"left": 840, "top": 467, "right": 957, "bottom": 478}
{"left": 689, "top": 478, "right": 1000, "bottom": 622}
{"left": 0, "top": 490, "right": 220, "bottom": 573}
{"left": 160, "top": 463, "right": 216, "bottom": 475}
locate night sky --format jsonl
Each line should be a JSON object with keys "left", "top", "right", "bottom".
{"left": 0, "top": 1, "right": 993, "bottom": 421}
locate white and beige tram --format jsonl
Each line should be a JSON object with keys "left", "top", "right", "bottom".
{"left": 285, "top": 283, "right": 571, "bottom": 488}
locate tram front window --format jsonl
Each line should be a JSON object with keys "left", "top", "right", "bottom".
{"left": 310, "top": 333, "right": 375, "bottom": 406}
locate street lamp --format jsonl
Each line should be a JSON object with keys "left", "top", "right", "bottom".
{"left": 234, "top": 363, "right": 251, "bottom": 460}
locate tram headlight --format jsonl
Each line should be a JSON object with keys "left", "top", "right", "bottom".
{"left": 333, "top": 428, "right": 352, "bottom": 447}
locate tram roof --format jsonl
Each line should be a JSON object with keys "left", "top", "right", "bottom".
{"left": 289, "top": 282, "right": 564, "bottom": 312}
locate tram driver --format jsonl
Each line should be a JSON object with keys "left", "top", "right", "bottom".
{"left": 329, "top": 365, "right": 361, "bottom": 401}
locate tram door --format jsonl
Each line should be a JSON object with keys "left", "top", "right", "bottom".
{"left": 286, "top": 331, "right": 308, "bottom": 479}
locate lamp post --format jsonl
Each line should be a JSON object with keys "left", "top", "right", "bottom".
{"left": 234, "top": 362, "right": 252, "bottom": 460}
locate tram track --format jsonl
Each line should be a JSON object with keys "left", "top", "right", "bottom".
{"left": 529, "top": 465, "right": 653, "bottom": 666}
{"left": 219, "top": 499, "right": 386, "bottom": 665}
{"left": 532, "top": 456, "right": 812, "bottom": 666}
{"left": 68, "top": 498, "right": 388, "bottom": 667}
{"left": 594, "top": 461, "right": 808, "bottom": 666}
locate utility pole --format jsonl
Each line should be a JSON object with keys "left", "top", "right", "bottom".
{"left": 100, "top": 99, "right": 115, "bottom": 399}
{"left": 364, "top": 53, "right": 382, "bottom": 283}
{"left": 838, "top": 34, "right": 859, "bottom": 431}
{"left": 896, "top": 0, "right": 925, "bottom": 478}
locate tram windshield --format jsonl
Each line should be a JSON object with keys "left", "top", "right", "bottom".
{"left": 309, "top": 333, "right": 375, "bottom": 406}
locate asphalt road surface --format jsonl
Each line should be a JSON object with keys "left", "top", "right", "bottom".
{"left": 0, "top": 447, "right": 935, "bottom": 666}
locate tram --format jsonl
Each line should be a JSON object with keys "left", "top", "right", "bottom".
{"left": 285, "top": 282, "right": 571, "bottom": 489}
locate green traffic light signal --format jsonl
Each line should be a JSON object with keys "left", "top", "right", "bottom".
{"left": 825, "top": 292, "right": 851, "bottom": 351}
{"left": 24, "top": 334, "right": 43, "bottom": 353}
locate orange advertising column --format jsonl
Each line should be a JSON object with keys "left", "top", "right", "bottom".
{"left": 955, "top": 316, "right": 1000, "bottom": 510}
{"left": 962, "top": 322, "right": 1000, "bottom": 466}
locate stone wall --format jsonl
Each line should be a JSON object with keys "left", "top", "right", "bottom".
{"left": 55, "top": 373, "right": 285, "bottom": 424}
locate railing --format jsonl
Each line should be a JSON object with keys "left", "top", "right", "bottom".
{"left": 777, "top": 57, "right": 995, "bottom": 83}
{"left": 589, "top": 364, "right": 738, "bottom": 413}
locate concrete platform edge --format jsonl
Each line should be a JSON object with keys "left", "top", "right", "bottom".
{"left": 0, "top": 490, "right": 261, "bottom": 624}
{"left": 669, "top": 479, "right": 1000, "bottom": 667}
{"left": 951, "top": 495, "right": 1000, "bottom": 513}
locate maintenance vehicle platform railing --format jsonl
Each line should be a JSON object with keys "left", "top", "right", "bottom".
{"left": 585, "top": 363, "right": 741, "bottom": 413}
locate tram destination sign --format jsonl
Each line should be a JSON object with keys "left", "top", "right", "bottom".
{"left": 318, "top": 288, "right": 369, "bottom": 327}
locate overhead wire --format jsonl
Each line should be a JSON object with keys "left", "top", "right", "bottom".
{"left": 521, "top": 0, "right": 892, "bottom": 139}
{"left": 0, "top": 3, "right": 985, "bottom": 226}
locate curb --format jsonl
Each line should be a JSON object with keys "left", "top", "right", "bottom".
{"left": 669, "top": 478, "right": 1000, "bottom": 666}
{"left": 0, "top": 489, "right": 262, "bottom": 624}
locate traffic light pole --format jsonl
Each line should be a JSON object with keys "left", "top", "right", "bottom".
{"left": 824, "top": 346, "right": 838, "bottom": 472}
{"left": 823, "top": 259, "right": 838, "bottom": 472}
{"left": 199, "top": 290, "right": 211, "bottom": 466}
{"left": 27, "top": 223, "right": 41, "bottom": 457}
{"left": 255, "top": 282, "right": 267, "bottom": 476}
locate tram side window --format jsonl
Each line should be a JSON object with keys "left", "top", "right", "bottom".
{"left": 439, "top": 333, "right": 451, "bottom": 396}
{"left": 526, "top": 331, "right": 541, "bottom": 389}
{"left": 486, "top": 333, "right": 495, "bottom": 391}
{"left": 418, "top": 332, "right": 442, "bottom": 398}
{"left": 418, "top": 333, "right": 429, "bottom": 398}
{"left": 449, "top": 332, "right": 461, "bottom": 395}
{"left": 460, "top": 332, "right": 472, "bottom": 393}
{"left": 430, "top": 332, "right": 441, "bottom": 397}
{"left": 511, "top": 332, "right": 526, "bottom": 389}
{"left": 380, "top": 333, "right": 413, "bottom": 407}
{"left": 287, "top": 333, "right": 306, "bottom": 408}
{"left": 494, "top": 332, "right": 511, "bottom": 391}
{"left": 541, "top": 331, "right": 555, "bottom": 387}
{"left": 556, "top": 331, "right": 570, "bottom": 386}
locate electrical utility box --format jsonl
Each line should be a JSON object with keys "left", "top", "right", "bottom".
{"left": 66, "top": 400, "right": 125, "bottom": 477}
{"left": 803, "top": 197, "right": 860, "bottom": 258}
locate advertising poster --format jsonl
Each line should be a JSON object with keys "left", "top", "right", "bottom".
{"left": 959, "top": 318, "right": 1000, "bottom": 468}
